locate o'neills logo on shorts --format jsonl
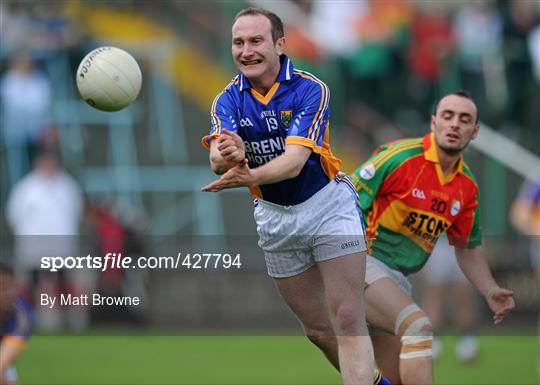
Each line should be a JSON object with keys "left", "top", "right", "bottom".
{"left": 341, "top": 240, "right": 360, "bottom": 249}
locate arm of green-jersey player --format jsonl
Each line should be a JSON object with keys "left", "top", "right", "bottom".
{"left": 455, "top": 247, "right": 515, "bottom": 325}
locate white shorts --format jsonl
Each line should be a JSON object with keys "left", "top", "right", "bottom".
{"left": 423, "top": 235, "right": 467, "bottom": 285}
{"left": 365, "top": 255, "right": 412, "bottom": 296}
{"left": 254, "top": 177, "right": 367, "bottom": 278}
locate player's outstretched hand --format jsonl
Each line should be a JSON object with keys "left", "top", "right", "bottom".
{"left": 217, "top": 129, "right": 245, "bottom": 163}
{"left": 485, "top": 287, "right": 515, "bottom": 325}
{"left": 202, "top": 159, "right": 252, "bottom": 192}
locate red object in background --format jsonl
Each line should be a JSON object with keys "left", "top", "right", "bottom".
{"left": 408, "top": 11, "right": 455, "bottom": 81}
{"left": 284, "top": 25, "right": 321, "bottom": 62}
{"left": 356, "top": 0, "right": 414, "bottom": 43}
{"left": 93, "top": 206, "right": 125, "bottom": 290}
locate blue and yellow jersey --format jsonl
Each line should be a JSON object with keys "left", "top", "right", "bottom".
{"left": 0, "top": 298, "right": 33, "bottom": 349}
{"left": 521, "top": 182, "right": 540, "bottom": 220}
{"left": 202, "top": 55, "right": 341, "bottom": 206}
{"left": 351, "top": 133, "right": 482, "bottom": 275}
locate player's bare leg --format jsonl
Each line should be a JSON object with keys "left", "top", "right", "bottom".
{"left": 275, "top": 252, "right": 375, "bottom": 385}
{"left": 318, "top": 251, "right": 374, "bottom": 385}
{"left": 365, "top": 278, "right": 433, "bottom": 385}
{"left": 274, "top": 265, "right": 339, "bottom": 369}
{"left": 370, "top": 329, "right": 401, "bottom": 384}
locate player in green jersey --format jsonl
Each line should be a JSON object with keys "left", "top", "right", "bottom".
{"left": 352, "top": 91, "right": 515, "bottom": 385}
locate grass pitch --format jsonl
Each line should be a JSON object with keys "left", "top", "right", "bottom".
{"left": 18, "top": 333, "right": 538, "bottom": 384}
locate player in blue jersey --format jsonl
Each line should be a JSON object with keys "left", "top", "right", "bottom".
{"left": 511, "top": 180, "right": 540, "bottom": 375}
{"left": 201, "top": 7, "right": 385, "bottom": 385}
{"left": 511, "top": 180, "right": 540, "bottom": 278}
{"left": 0, "top": 263, "right": 33, "bottom": 385}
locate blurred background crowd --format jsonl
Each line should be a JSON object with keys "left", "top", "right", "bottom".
{"left": 0, "top": 0, "right": 538, "bottom": 335}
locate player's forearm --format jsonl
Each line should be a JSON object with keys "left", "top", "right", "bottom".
{"left": 455, "top": 247, "right": 499, "bottom": 297}
{"left": 250, "top": 154, "right": 302, "bottom": 185}
{"left": 250, "top": 146, "right": 310, "bottom": 185}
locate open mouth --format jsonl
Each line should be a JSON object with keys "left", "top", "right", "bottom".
{"left": 242, "top": 59, "right": 262, "bottom": 66}
{"left": 446, "top": 133, "right": 460, "bottom": 140}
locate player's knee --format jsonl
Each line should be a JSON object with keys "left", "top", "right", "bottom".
{"left": 334, "top": 304, "right": 361, "bottom": 333}
{"left": 394, "top": 304, "right": 433, "bottom": 360}
{"left": 304, "top": 326, "right": 334, "bottom": 348}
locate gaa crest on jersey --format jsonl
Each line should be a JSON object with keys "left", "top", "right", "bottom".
{"left": 360, "top": 163, "right": 376, "bottom": 180}
{"left": 280, "top": 110, "right": 292, "bottom": 127}
{"left": 451, "top": 200, "right": 461, "bottom": 216}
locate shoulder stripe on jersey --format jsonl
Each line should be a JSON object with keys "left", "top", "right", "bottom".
{"left": 372, "top": 139, "right": 423, "bottom": 170}
{"left": 293, "top": 70, "right": 329, "bottom": 143}
{"left": 311, "top": 80, "right": 330, "bottom": 143}
{"left": 285, "top": 57, "right": 291, "bottom": 80}
{"left": 384, "top": 137, "right": 422, "bottom": 149}
{"left": 373, "top": 143, "right": 423, "bottom": 170}
{"left": 293, "top": 70, "right": 327, "bottom": 141}
{"left": 383, "top": 153, "right": 424, "bottom": 182}
{"left": 370, "top": 138, "right": 419, "bottom": 165}
{"left": 210, "top": 76, "right": 238, "bottom": 134}
{"left": 373, "top": 144, "right": 422, "bottom": 170}
{"left": 210, "top": 92, "right": 223, "bottom": 134}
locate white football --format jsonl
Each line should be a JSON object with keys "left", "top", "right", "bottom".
{"left": 76, "top": 46, "right": 142, "bottom": 112}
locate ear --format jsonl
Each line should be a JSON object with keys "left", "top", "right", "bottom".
{"left": 430, "top": 115, "right": 436, "bottom": 132}
{"left": 275, "top": 37, "right": 285, "bottom": 55}
{"left": 471, "top": 123, "right": 480, "bottom": 140}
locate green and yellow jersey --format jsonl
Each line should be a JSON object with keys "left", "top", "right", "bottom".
{"left": 351, "top": 133, "right": 481, "bottom": 275}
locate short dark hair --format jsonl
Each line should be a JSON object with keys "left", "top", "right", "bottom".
{"left": 433, "top": 90, "right": 479, "bottom": 123}
{"left": 233, "top": 7, "right": 284, "bottom": 43}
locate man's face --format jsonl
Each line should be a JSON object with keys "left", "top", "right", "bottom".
{"left": 431, "top": 95, "right": 480, "bottom": 155}
{"left": 231, "top": 14, "right": 284, "bottom": 84}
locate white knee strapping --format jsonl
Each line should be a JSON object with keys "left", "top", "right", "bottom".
{"left": 395, "top": 304, "right": 433, "bottom": 360}
{"left": 394, "top": 304, "right": 420, "bottom": 336}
